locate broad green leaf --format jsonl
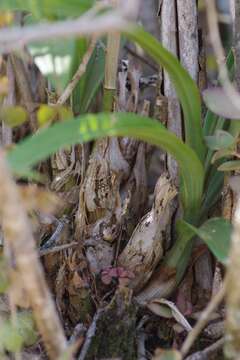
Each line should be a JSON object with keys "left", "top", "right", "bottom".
{"left": 201, "top": 167, "right": 224, "bottom": 215}
{"left": 218, "top": 160, "right": 240, "bottom": 171}
{"left": 7, "top": 113, "right": 204, "bottom": 222}
{"left": 0, "top": 0, "right": 95, "bottom": 19}
{"left": 0, "top": 106, "right": 27, "bottom": 128}
{"left": 164, "top": 219, "right": 195, "bottom": 283}
{"left": 77, "top": 44, "right": 105, "bottom": 114}
{"left": 68, "top": 38, "right": 105, "bottom": 115}
{"left": 181, "top": 218, "right": 232, "bottom": 263}
{"left": 205, "top": 130, "right": 235, "bottom": 150}
{"left": 125, "top": 26, "right": 206, "bottom": 162}
{"left": 69, "top": 38, "right": 88, "bottom": 114}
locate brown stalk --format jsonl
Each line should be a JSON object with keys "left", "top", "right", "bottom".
{"left": 57, "top": 36, "right": 97, "bottom": 106}
{"left": 225, "top": 193, "right": 240, "bottom": 359}
{"left": 103, "top": 0, "right": 121, "bottom": 111}
{"left": 181, "top": 279, "right": 226, "bottom": 357}
{"left": 0, "top": 150, "right": 67, "bottom": 359}
{"left": 9, "top": 54, "right": 38, "bottom": 132}
{"left": 160, "top": 0, "right": 182, "bottom": 181}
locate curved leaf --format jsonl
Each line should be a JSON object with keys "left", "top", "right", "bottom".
{"left": 218, "top": 160, "right": 240, "bottom": 172}
{"left": 203, "top": 87, "right": 240, "bottom": 120}
{"left": 181, "top": 218, "right": 232, "bottom": 263}
{"left": 125, "top": 26, "right": 206, "bottom": 162}
{"left": 205, "top": 130, "right": 235, "bottom": 150}
{"left": 7, "top": 113, "right": 204, "bottom": 222}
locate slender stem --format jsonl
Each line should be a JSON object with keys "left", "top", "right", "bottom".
{"left": 57, "top": 37, "right": 97, "bottom": 106}
{"left": 181, "top": 279, "right": 226, "bottom": 357}
{"left": 0, "top": 151, "right": 68, "bottom": 359}
{"left": 103, "top": 0, "right": 121, "bottom": 112}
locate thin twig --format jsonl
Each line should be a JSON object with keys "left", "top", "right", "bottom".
{"left": 225, "top": 194, "right": 240, "bottom": 358}
{"left": 205, "top": 0, "right": 240, "bottom": 112}
{"left": 124, "top": 45, "right": 158, "bottom": 71}
{"left": 103, "top": 0, "right": 121, "bottom": 110}
{"left": 40, "top": 217, "right": 68, "bottom": 250}
{"left": 181, "top": 279, "right": 226, "bottom": 357}
{"left": 2, "top": 57, "right": 15, "bottom": 146}
{"left": 57, "top": 37, "right": 97, "bottom": 105}
{"left": 39, "top": 241, "right": 78, "bottom": 257}
{"left": 10, "top": 55, "right": 38, "bottom": 132}
{"left": 161, "top": 0, "right": 182, "bottom": 181}
{"left": 0, "top": 10, "right": 130, "bottom": 55}
{"left": 0, "top": 150, "right": 68, "bottom": 359}
{"left": 185, "top": 337, "right": 224, "bottom": 360}
{"left": 78, "top": 309, "right": 103, "bottom": 360}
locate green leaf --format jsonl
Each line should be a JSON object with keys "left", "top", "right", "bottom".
{"left": 68, "top": 39, "right": 105, "bottom": 114}
{"left": 69, "top": 38, "right": 88, "bottom": 114}
{"left": 125, "top": 26, "right": 206, "bottom": 162}
{"left": 0, "top": 106, "right": 27, "bottom": 128}
{"left": 181, "top": 218, "right": 232, "bottom": 263}
{"left": 77, "top": 43, "right": 105, "bottom": 114}
{"left": 218, "top": 160, "right": 240, "bottom": 171}
{"left": 7, "top": 113, "right": 204, "bottom": 222}
{"left": 0, "top": 0, "right": 95, "bottom": 19}
{"left": 205, "top": 129, "right": 235, "bottom": 150}
{"left": 201, "top": 167, "right": 224, "bottom": 214}
{"left": 211, "top": 148, "right": 235, "bottom": 163}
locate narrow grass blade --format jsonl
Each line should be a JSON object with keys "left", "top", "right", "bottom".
{"left": 125, "top": 26, "right": 206, "bottom": 162}
{"left": 7, "top": 113, "right": 204, "bottom": 223}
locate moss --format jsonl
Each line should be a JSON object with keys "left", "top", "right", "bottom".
{"left": 84, "top": 288, "right": 138, "bottom": 360}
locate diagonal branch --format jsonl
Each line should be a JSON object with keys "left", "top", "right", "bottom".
{"left": 0, "top": 11, "right": 130, "bottom": 55}
{"left": 0, "top": 150, "right": 68, "bottom": 359}
{"left": 57, "top": 36, "right": 97, "bottom": 105}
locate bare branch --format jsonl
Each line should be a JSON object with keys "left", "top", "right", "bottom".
{"left": 0, "top": 150, "right": 67, "bottom": 359}
{"left": 0, "top": 11, "right": 130, "bottom": 55}
{"left": 225, "top": 193, "right": 240, "bottom": 358}
{"left": 57, "top": 37, "right": 97, "bottom": 105}
{"left": 181, "top": 279, "right": 226, "bottom": 357}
